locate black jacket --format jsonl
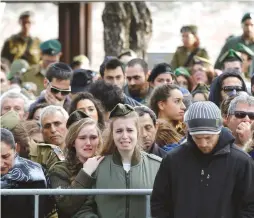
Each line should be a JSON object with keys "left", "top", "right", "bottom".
{"left": 149, "top": 143, "right": 168, "bottom": 159}
{"left": 151, "top": 128, "right": 254, "bottom": 218}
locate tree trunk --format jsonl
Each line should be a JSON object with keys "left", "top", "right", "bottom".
{"left": 102, "top": 2, "right": 152, "bottom": 58}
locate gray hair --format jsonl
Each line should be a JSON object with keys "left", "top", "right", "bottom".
{"left": 39, "top": 105, "right": 69, "bottom": 127}
{"left": 0, "top": 90, "right": 30, "bottom": 112}
{"left": 228, "top": 95, "right": 254, "bottom": 115}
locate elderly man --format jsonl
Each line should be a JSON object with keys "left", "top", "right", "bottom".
{"left": 226, "top": 94, "right": 254, "bottom": 149}
{"left": 33, "top": 105, "right": 69, "bottom": 170}
{"left": 151, "top": 101, "right": 254, "bottom": 217}
{"left": 134, "top": 106, "right": 167, "bottom": 158}
{"left": 0, "top": 90, "right": 30, "bottom": 120}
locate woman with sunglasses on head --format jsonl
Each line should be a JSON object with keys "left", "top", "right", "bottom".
{"left": 29, "top": 62, "right": 73, "bottom": 113}
{"left": 82, "top": 103, "right": 161, "bottom": 218}
{"left": 69, "top": 92, "right": 105, "bottom": 130}
{"left": 49, "top": 118, "right": 103, "bottom": 218}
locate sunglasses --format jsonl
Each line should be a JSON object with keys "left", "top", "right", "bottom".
{"left": 233, "top": 111, "right": 254, "bottom": 120}
{"left": 222, "top": 86, "right": 243, "bottom": 92}
{"left": 48, "top": 82, "right": 71, "bottom": 96}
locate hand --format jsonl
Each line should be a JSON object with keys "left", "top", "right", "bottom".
{"left": 45, "top": 90, "right": 64, "bottom": 107}
{"left": 236, "top": 122, "right": 252, "bottom": 145}
{"left": 83, "top": 156, "right": 104, "bottom": 176}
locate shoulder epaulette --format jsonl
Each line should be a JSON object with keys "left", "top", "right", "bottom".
{"left": 146, "top": 153, "right": 162, "bottom": 162}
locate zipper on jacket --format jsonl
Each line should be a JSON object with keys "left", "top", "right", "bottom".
{"left": 125, "top": 171, "right": 130, "bottom": 218}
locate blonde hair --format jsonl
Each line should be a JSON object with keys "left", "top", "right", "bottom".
{"left": 65, "top": 118, "right": 102, "bottom": 173}
{"left": 100, "top": 111, "right": 142, "bottom": 155}
{"left": 155, "top": 119, "right": 183, "bottom": 147}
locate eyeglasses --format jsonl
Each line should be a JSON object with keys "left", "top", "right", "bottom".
{"left": 233, "top": 111, "right": 254, "bottom": 120}
{"left": 222, "top": 86, "right": 243, "bottom": 93}
{"left": 48, "top": 82, "right": 71, "bottom": 96}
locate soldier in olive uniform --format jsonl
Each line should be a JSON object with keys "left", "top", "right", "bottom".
{"left": 1, "top": 11, "right": 41, "bottom": 65}
{"left": 215, "top": 13, "right": 254, "bottom": 70}
{"left": 236, "top": 43, "right": 254, "bottom": 78}
{"left": 171, "top": 25, "right": 210, "bottom": 71}
{"left": 21, "top": 39, "right": 62, "bottom": 95}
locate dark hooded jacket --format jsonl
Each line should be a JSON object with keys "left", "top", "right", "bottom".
{"left": 208, "top": 72, "right": 248, "bottom": 107}
{"left": 151, "top": 127, "right": 254, "bottom": 218}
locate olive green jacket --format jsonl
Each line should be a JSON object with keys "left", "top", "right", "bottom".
{"left": 49, "top": 161, "right": 95, "bottom": 218}
{"left": 21, "top": 64, "right": 45, "bottom": 95}
{"left": 82, "top": 150, "right": 161, "bottom": 218}
{"left": 214, "top": 35, "right": 254, "bottom": 70}
{"left": 171, "top": 46, "right": 209, "bottom": 70}
{"left": 1, "top": 33, "right": 41, "bottom": 65}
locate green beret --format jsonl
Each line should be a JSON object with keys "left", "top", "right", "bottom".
{"left": 109, "top": 103, "right": 135, "bottom": 119}
{"left": 66, "top": 110, "right": 90, "bottom": 129}
{"left": 40, "top": 39, "right": 62, "bottom": 56}
{"left": 180, "top": 25, "right": 198, "bottom": 35}
{"left": 0, "top": 110, "right": 20, "bottom": 130}
{"left": 174, "top": 67, "right": 190, "bottom": 78}
{"left": 148, "top": 63, "right": 174, "bottom": 82}
{"left": 7, "top": 59, "right": 30, "bottom": 80}
{"left": 219, "top": 49, "right": 242, "bottom": 64}
{"left": 191, "top": 83, "right": 210, "bottom": 96}
{"left": 241, "top": 12, "right": 254, "bottom": 23}
{"left": 236, "top": 43, "right": 254, "bottom": 58}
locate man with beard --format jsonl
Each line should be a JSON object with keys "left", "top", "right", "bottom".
{"left": 124, "top": 58, "right": 153, "bottom": 105}
{"left": 214, "top": 12, "right": 254, "bottom": 71}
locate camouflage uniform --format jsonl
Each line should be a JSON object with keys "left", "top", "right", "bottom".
{"left": 1, "top": 33, "right": 41, "bottom": 65}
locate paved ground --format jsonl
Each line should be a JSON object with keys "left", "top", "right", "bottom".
{"left": 1, "top": 2, "right": 254, "bottom": 70}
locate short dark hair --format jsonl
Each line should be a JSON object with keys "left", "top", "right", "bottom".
{"left": 149, "top": 84, "right": 180, "bottom": 116}
{"left": 46, "top": 62, "right": 73, "bottom": 82}
{"left": 19, "top": 11, "right": 34, "bottom": 20}
{"left": 1, "top": 128, "right": 16, "bottom": 149}
{"left": 127, "top": 58, "right": 148, "bottom": 74}
{"left": 99, "top": 57, "right": 123, "bottom": 78}
{"left": 69, "top": 92, "right": 105, "bottom": 130}
{"left": 89, "top": 80, "right": 124, "bottom": 112}
{"left": 103, "top": 59, "right": 124, "bottom": 77}
{"left": 134, "top": 106, "right": 157, "bottom": 126}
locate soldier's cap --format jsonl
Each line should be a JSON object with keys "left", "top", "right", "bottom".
{"left": 180, "top": 25, "right": 198, "bottom": 35}
{"left": 174, "top": 67, "right": 191, "bottom": 78}
{"left": 19, "top": 11, "right": 34, "bottom": 20}
{"left": 109, "top": 103, "right": 135, "bottom": 119}
{"left": 73, "top": 55, "right": 90, "bottom": 65}
{"left": 40, "top": 39, "right": 62, "bottom": 56}
{"left": 236, "top": 43, "right": 254, "bottom": 58}
{"left": 219, "top": 49, "right": 243, "bottom": 64}
{"left": 241, "top": 12, "right": 254, "bottom": 23}
{"left": 191, "top": 83, "right": 210, "bottom": 96}
{"left": 193, "top": 56, "right": 212, "bottom": 66}
{"left": 0, "top": 110, "right": 20, "bottom": 130}
{"left": 148, "top": 63, "right": 175, "bottom": 82}
{"left": 7, "top": 59, "right": 30, "bottom": 80}
{"left": 66, "top": 110, "right": 90, "bottom": 129}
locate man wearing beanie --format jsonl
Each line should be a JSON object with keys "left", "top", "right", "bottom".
{"left": 151, "top": 101, "right": 254, "bottom": 218}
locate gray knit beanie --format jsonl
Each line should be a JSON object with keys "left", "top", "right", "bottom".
{"left": 184, "top": 101, "right": 223, "bottom": 135}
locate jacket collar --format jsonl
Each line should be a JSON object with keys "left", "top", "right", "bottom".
{"left": 112, "top": 148, "right": 141, "bottom": 166}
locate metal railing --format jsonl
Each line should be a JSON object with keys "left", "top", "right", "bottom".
{"left": 1, "top": 189, "right": 152, "bottom": 218}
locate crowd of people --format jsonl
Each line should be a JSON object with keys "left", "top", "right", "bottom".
{"left": 0, "top": 10, "right": 254, "bottom": 218}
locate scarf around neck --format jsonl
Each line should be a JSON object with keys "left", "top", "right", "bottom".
{"left": 1, "top": 154, "right": 47, "bottom": 188}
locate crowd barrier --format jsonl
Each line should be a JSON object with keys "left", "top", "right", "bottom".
{"left": 1, "top": 189, "right": 153, "bottom": 218}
